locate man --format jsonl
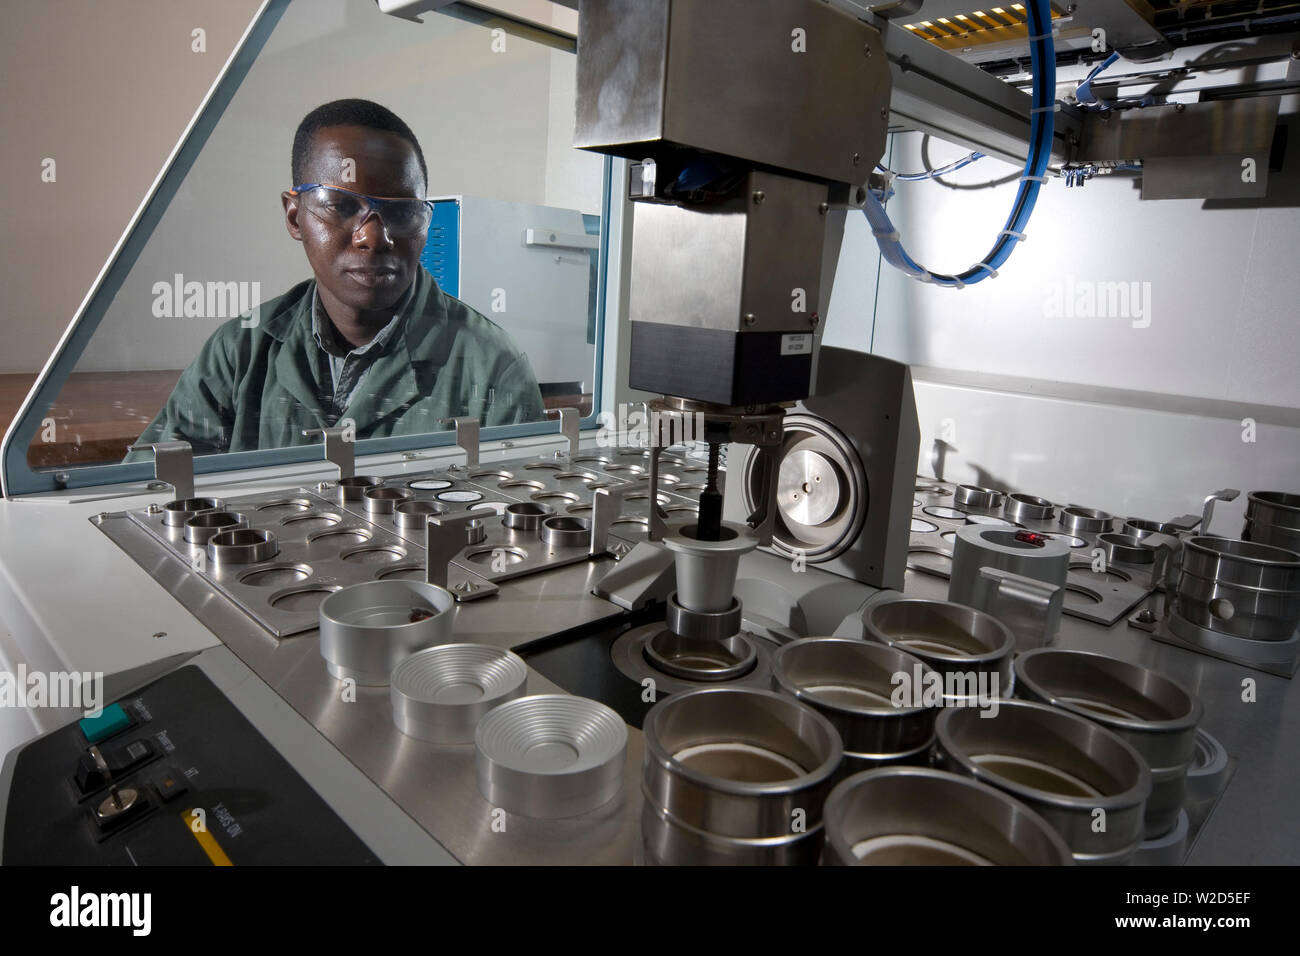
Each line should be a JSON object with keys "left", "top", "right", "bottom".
{"left": 129, "top": 99, "right": 545, "bottom": 459}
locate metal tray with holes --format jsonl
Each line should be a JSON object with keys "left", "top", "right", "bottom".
{"left": 127, "top": 487, "right": 425, "bottom": 638}
{"left": 120, "top": 447, "right": 715, "bottom": 638}
{"left": 906, "top": 478, "right": 1156, "bottom": 626}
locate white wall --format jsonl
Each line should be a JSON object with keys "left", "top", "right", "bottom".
{"left": 0, "top": 0, "right": 265, "bottom": 375}
{"left": 823, "top": 128, "right": 1300, "bottom": 521}
{"left": 74, "top": 0, "right": 603, "bottom": 372}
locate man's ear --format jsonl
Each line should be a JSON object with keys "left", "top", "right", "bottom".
{"left": 282, "top": 191, "right": 303, "bottom": 241}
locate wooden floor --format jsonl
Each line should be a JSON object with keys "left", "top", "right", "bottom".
{"left": 2, "top": 370, "right": 181, "bottom": 468}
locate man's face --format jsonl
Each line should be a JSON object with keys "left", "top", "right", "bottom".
{"left": 281, "top": 125, "right": 426, "bottom": 315}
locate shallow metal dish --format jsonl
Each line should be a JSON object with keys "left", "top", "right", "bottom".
{"left": 475, "top": 694, "right": 627, "bottom": 818}
{"left": 391, "top": 644, "right": 528, "bottom": 744}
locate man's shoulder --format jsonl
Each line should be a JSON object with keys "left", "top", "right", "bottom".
{"left": 202, "top": 279, "right": 313, "bottom": 352}
{"left": 411, "top": 280, "right": 524, "bottom": 359}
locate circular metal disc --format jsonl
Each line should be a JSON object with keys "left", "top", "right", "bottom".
{"left": 777, "top": 449, "right": 842, "bottom": 526}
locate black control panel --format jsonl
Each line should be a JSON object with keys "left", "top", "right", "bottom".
{"left": 2, "top": 665, "right": 380, "bottom": 865}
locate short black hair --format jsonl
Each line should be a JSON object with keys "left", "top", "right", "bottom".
{"left": 291, "top": 98, "right": 428, "bottom": 188}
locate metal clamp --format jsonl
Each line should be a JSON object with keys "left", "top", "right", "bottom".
{"left": 440, "top": 416, "right": 481, "bottom": 468}
{"left": 974, "top": 566, "right": 1064, "bottom": 653}
{"left": 546, "top": 407, "right": 581, "bottom": 458}
{"left": 425, "top": 510, "right": 497, "bottom": 589}
{"left": 590, "top": 477, "right": 649, "bottom": 557}
{"left": 1139, "top": 531, "right": 1182, "bottom": 593}
{"left": 1199, "top": 488, "right": 1240, "bottom": 536}
{"left": 301, "top": 426, "right": 355, "bottom": 480}
{"left": 127, "top": 440, "right": 194, "bottom": 500}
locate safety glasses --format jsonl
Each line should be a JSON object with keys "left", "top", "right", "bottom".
{"left": 290, "top": 183, "right": 434, "bottom": 239}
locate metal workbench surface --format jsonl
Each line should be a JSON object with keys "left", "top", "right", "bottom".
{"left": 94, "top": 503, "right": 1298, "bottom": 866}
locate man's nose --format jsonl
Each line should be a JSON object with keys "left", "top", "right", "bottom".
{"left": 352, "top": 210, "right": 394, "bottom": 250}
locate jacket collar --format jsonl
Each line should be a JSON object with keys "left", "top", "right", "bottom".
{"left": 260, "top": 269, "right": 450, "bottom": 428}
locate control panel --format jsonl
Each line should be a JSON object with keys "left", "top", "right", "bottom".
{"left": 2, "top": 665, "right": 380, "bottom": 865}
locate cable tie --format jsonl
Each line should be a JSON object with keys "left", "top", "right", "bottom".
{"left": 1027, "top": 31, "right": 1054, "bottom": 42}
{"left": 1030, "top": 103, "right": 1061, "bottom": 114}
{"left": 971, "top": 262, "right": 999, "bottom": 278}
{"left": 1020, "top": 174, "right": 1049, "bottom": 184}
{"left": 999, "top": 229, "right": 1027, "bottom": 241}
{"left": 872, "top": 228, "right": 901, "bottom": 241}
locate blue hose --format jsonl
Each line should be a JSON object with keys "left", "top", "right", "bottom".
{"left": 1075, "top": 51, "right": 1119, "bottom": 110}
{"left": 864, "top": 0, "right": 1056, "bottom": 288}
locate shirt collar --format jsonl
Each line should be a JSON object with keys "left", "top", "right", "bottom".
{"left": 311, "top": 281, "right": 414, "bottom": 357}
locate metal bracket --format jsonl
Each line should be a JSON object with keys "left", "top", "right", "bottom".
{"left": 301, "top": 426, "right": 355, "bottom": 481}
{"left": 1200, "top": 488, "right": 1241, "bottom": 536}
{"left": 591, "top": 541, "right": 677, "bottom": 610}
{"left": 743, "top": 444, "right": 780, "bottom": 548}
{"left": 127, "top": 441, "right": 194, "bottom": 501}
{"left": 975, "top": 567, "right": 1064, "bottom": 653}
{"left": 546, "top": 407, "right": 581, "bottom": 458}
{"left": 426, "top": 510, "right": 494, "bottom": 591}
{"left": 440, "top": 416, "right": 481, "bottom": 468}
{"left": 590, "top": 478, "right": 649, "bottom": 557}
{"left": 1139, "top": 532, "right": 1182, "bottom": 593}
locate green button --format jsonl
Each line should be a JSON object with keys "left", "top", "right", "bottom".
{"left": 79, "top": 703, "right": 132, "bottom": 744}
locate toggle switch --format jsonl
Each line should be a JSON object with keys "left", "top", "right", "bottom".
{"left": 75, "top": 738, "right": 157, "bottom": 794}
{"left": 92, "top": 786, "right": 148, "bottom": 830}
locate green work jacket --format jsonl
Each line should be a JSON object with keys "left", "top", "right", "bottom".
{"left": 128, "top": 267, "right": 546, "bottom": 459}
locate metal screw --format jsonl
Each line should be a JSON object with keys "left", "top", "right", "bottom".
{"left": 152, "top": 632, "right": 166, "bottom": 640}
{"left": 402, "top": 452, "right": 420, "bottom": 460}
{"left": 453, "top": 580, "right": 479, "bottom": 594}
{"left": 743, "top": 313, "right": 757, "bottom": 326}
{"left": 146, "top": 503, "right": 162, "bottom": 514}
{"left": 818, "top": 202, "right": 829, "bottom": 214}
{"left": 752, "top": 190, "right": 765, "bottom": 204}
{"left": 864, "top": 44, "right": 872, "bottom": 57}
{"left": 317, "top": 481, "right": 331, "bottom": 491}
{"left": 880, "top": 107, "right": 888, "bottom": 119}
{"left": 502, "top": 441, "right": 515, "bottom": 448}
{"left": 767, "top": 430, "right": 780, "bottom": 441}
{"left": 852, "top": 152, "right": 862, "bottom": 165}
{"left": 810, "top": 313, "right": 820, "bottom": 327}
{"left": 96, "top": 512, "right": 110, "bottom": 521}
{"left": 1175, "top": 102, "right": 1186, "bottom": 112}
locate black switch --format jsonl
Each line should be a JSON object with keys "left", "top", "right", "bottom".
{"left": 75, "top": 751, "right": 109, "bottom": 793}
{"left": 74, "top": 739, "right": 157, "bottom": 795}
{"left": 105, "top": 738, "right": 155, "bottom": 775}
{"left": 151, "top": 767, "right": 188, "bottom": 803}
